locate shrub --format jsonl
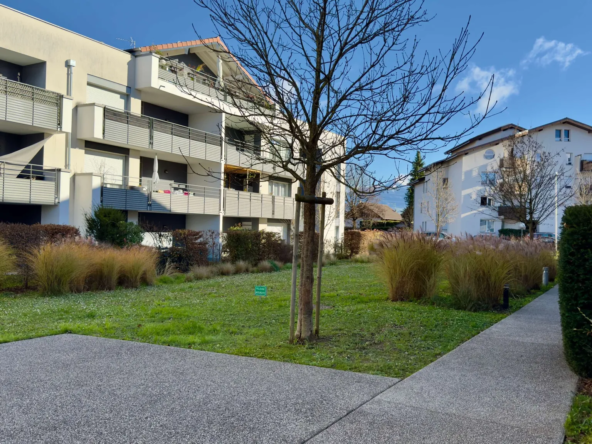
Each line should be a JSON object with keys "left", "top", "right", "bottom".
{"left": 0, "top": 239, "right": 15, "bottom": 287}
{"left": 344, "top": 230, "right": 383, "bottom": 258}
{"left": 559, "top": 205, "right": 592, "bottom": 377}
{"left": 445, "top": 239, "right": 513, "bottom": 310}
{"left": 219, "top": 263, "right": 237, "bottom": 276}
{"left": 257, "top": 260, "right": 274, "bottom": 273}
{"left": 0, "top": 223, "right": 43, "bottom": 286}
{"left": 38, "top": 224, "right": 80, "bottom": 243}
{"left": 87, "top": 247, "right": 122, "bottom": 291}
{"left": 118, "top": 247, "right": 157, "bottom": 288}
{"left": 162, "top": 230, "right": 208, "bottom": 272}
{"left": 85, "top": 207, "right": 144, "bottom": 247}
{"left": 376, "top": 232, "right": 445, "bottom": 301}
{"left": 29, "top": 242, "right": 90, "bottom": 296}
{"left": 189, "top": 265, "right": 214, "bottom": 280}
{"left": 234, "top": 260, "right": 251, "bottom": 274}
{"left": 223, "top": 229, "right": 285, "bottom": 265}
{"left": 498, "top": 228, "right": 526, "bottom": 238}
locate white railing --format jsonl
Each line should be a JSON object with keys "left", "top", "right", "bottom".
{"left": 0, "top": 77, "right": 62, "bottom": 130}
{"left": 101, "top": 175, "right": 220, "bottom": 215}
{"left": 224, "top": 189, "right": 294, "bottom": 219}
{"left": 0, "top": 161, "right": 59, "bottom": 205}
{"left": 102, "top": 107, "right": 223, "bottom": 161}
{"left": 157, "top": 58, "right": 273, "bottom": 111}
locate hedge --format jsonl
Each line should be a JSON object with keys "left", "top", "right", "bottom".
{"left": 559, "top": 205, "right": 592, "bottom": 377}
{"left": 159, "top": 229, "right": 209, "bottom": 272}
{"left": 223, "top": 229, "right": 291, "bottom": 265}
{"left": 344, "top": 230, "right": 383, "bottom": 257}
{"left": 498, "top": 228, "right": 526, "bottom": 238}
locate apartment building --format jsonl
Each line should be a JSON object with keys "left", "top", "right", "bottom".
{"left": 0, "top": 5, "right": 345, "bottom": 246}
{"left": 413, "top": 118, "right": 590, "bottom": 237}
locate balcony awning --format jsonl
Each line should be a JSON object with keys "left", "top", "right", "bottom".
{"left": 0, "top": 136, "right": 53, "bottom": 179}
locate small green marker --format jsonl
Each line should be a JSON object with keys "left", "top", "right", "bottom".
{"left": 255, "top": 286, "right": 267, "bottom": 297}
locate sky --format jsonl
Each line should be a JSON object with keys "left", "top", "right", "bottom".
{"left": 4, "top": 0, "right": 592, "bottom": 211}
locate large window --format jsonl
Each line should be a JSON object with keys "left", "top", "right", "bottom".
{"left": 480, "top": 219, "right": 495, "bottom": 233}
{"left": 269, "top": 181, "right": 290, "bottom": 197}
{"left": 480, "top": 172, "right": 496, "bottom": 186}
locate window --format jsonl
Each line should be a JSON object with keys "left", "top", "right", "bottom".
{"left": 567, "top": 153, "right": 573, "bottom": 165}
{"left": 269, "top": 181, "right": 290, "bottom": 197}
{"left": 535, "top": 152, "right": 541, "bottom": 162}
{"left": 480, "top": 219, "right": 495, "bottom": 233}
{"left": 480, "top": 196, "right": 493, "bottom": 206}
{"left": 564, "top": 129, "right": 570, "bottom": 142}
{"left": 420, "top": 202, "right": 424, "bottom": 213}
{"left": 555, "top": 129, "right": 562, "bottom": 142}
{"left": 422, "top": 181, "right": 427, "bottom": 193}
{"left": 442, "top": 177, "right": 449, "bottom": 188}
{"left": 480, "top": 172, "right": 496, "bottom": 185}
{"left": 421, "top": 221, "right": 428, "bottom": 232}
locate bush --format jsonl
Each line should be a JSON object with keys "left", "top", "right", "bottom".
{"left": 85, "top": 207, "right": 144, "bottom": 247}
{"left": 189, "top": 265, "right": 214, "bottom": 280}
{"left": 223, "top": 229, "right": 285, "bottom": 265}
{"left": 445, "top": 238, "right": 513, "bottom": 310}
{"left": 38, "top": 224, "right": 80, "bottom": 243}
{"left": 498, "top": 228, "right": 526, "bottom": 238}
{"left": 234, "top": 260, "right": 251, "bottom": 273}
{"left": 559, "top": 205, "right": 592, "bottom": 377}
{"left": 161, "top": 229, "right": 209, "bottom": 272}
{"left": 257, "top": 260, "right": 274, "bottom": 273}
{"left": 0, "top": 239, "right": 15, "bottom": 287}
{"left": 118, "top": 247, "right": 157, "bottom": 288}
{"left": 344, "top": 230, "right": 382, "bottom": 258}
{"left": 376, "top": 232, "right": 445, "bottom": 301}
{"left": 28, "top": 241, "right": 157, "bottom": 295}
{"left": 219, "top": 263, "right": 237, "bottom": 276}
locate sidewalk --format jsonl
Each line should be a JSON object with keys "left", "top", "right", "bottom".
{"left": 310, "top": 286, "right": 578, "bottom": 443}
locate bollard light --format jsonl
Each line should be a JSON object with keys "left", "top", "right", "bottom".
{"left": 502, "top": 284, "right": 510, "bottom": 310}
{"left": 542, "top": 267, "right": 549, "bottom": 287}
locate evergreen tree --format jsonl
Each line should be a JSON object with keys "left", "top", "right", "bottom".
{"left": 404, "top": 151, "right": 425, "bottom": 219}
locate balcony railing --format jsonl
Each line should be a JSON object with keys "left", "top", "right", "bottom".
{"left": 0, "top": 161, "right": 60, "bottom": 205}
{"left": 224, "top": 189, "right": 295, "bottom": 219}
{"left": 157, "top": 58, "right": 273, "bottom": 111}
{"left": 0, "top": 78, "right": 63, "bottom": 130}
{"left": 225, "top": 138, "right": 294, "bottom": 178}
{"left": 103, "top": 107, "right": 222, "bottom": 162}
{"left": 101, "top": 174, "right": 220, "bottom": 215}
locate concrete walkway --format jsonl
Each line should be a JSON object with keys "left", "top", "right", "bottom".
{"left": 312, "top": 286, "right": 578, "bottom": 443}
{"left": 0, "top": 287, "right": 577, "bottom": 443}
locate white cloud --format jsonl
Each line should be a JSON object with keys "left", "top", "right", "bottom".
{"left": 522, "top": 37, "right": 588, "bottom": 69}
{"left": 456, "top": 65, "right": 520, "bottom": 115}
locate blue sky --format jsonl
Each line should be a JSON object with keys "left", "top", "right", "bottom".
{"left": 4, "top": 0, "right": 591, "bottom": 211}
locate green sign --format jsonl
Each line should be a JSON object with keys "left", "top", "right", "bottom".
{"left": 255, "top": 286, "right": 268, "bottom": 297}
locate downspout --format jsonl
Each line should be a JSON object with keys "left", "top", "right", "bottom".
{"left": 65, "top": 59, "right": 76, "bottom": 169}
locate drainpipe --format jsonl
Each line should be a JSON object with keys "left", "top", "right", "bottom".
{"left": 216, "top": 55, "right": 224, "bottom": 89}
{"left": 65, "top": 59, "right": 76, "bottom": 169}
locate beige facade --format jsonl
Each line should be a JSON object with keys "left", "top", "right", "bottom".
{"left": 0, "top": 5, "right": 345, "bottom": 247}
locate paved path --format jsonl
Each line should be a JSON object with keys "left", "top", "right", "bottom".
{"left": 0, "top": 334, "right": 397, "bottom": 443}
{"left": 312, "top": 286, "right": 578, "bottom": 443}
{"left": 0, "top": 287, "right": 577, "bottom": 443}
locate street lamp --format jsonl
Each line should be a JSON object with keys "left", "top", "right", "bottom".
{"left": 555, "top": 171, "right": 558, "bottom": 252}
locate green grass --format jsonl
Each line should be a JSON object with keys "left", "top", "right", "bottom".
{"left": 566, "top": 382, "right": 592, "bottom": 443}
{"left": 0, "top": 262, "right": 545, "bottom": 378}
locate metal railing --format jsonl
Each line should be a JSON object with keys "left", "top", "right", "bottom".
{"left": 224, "top": 138, "right": 295, "bottom": 178}
{"left": 224, "top": 188, "right": 295, "bottom": 219}
{"left": 101, "top": 174, "right": 221, "bottom": 215}
{"left": 157, "top": 57, "right": 273, "bottom": 111}
{"left": 0, "top": 77, "right": 62, "bottom": 130}
{"left": 102, "top": 107, "right": 223, "bottom": 161}
{"left": 0, "top": 161, "right": 60, "bottom": 205}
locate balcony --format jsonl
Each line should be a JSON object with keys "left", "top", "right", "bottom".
{"left": 224, "top": 189, "right": 295, "bottom": 219}
{"left": 78, "top": 105, "right": 222, "bottom": 162}
{"left": 0, "top": 77, "right": 71, "bottom": 133}
{"left": 0, "top": 161, "right": 60, "bottom": 205}
{"left": 101, "top": 175, "right": 220, "bottom": 215}
{"left": 225, "top": 139, "right": 293, "bottom": 178}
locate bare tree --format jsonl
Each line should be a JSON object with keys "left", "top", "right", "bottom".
{"left": 345, "top": 164, "right": 378, "bottom": 229}
{"left": 481, "top": 134, "right": 575, "bottom": 238}
{"left": 576, "top": 174, "right": 592, "bottom": 205}
{"left": 424, "top": 169, "right": 457, "bottom": 235}
{"left": 182, "top": 0, "right": 495, "bottom": 341}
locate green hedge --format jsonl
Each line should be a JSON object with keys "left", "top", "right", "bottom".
{"left": 498, "top": 228, "right": 526, "bottom": 238}
{"left": 559, "top": 205, "right": 592, "bottom": 377}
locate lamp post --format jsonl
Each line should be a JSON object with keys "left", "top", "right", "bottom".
{"left": 555, "top": 171, "right": 558, "bottom": 252}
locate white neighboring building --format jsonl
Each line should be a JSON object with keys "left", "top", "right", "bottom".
{"left": 412, "top": 118, "right": 590, "bottom": 237}
{"left": 0, "top": 5, "right": 345, "bottom": 247}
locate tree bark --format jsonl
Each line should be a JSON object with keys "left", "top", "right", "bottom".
{"left": 296, "top": 179, "right": 317, "bottom": 341}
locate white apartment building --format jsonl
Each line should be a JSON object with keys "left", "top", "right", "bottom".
{"left": 0, "top": 6, "right": 345, "bottom": 247}
{"left": 413, "top": 118, "right": 590, "bottom": 237}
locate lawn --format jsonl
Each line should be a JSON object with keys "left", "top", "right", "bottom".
{"left": 0, "top": 262, "right": 543, "bottom": 378}
{"left": 566, "top": 379, "right": 592, "bottom": 443}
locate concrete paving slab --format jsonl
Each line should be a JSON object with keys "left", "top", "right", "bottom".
{"left": 0, "top": 335, "right": 397, "bottom": 444}
{"left": 312, "top": 286, "right": 578, "bottom": 444}
{"left": 308, "top": 399, "right": 554, "bottom": 444}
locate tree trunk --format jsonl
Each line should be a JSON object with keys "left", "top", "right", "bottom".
{"left": 296, "top": 181, "right": 317, "bottom": 342}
